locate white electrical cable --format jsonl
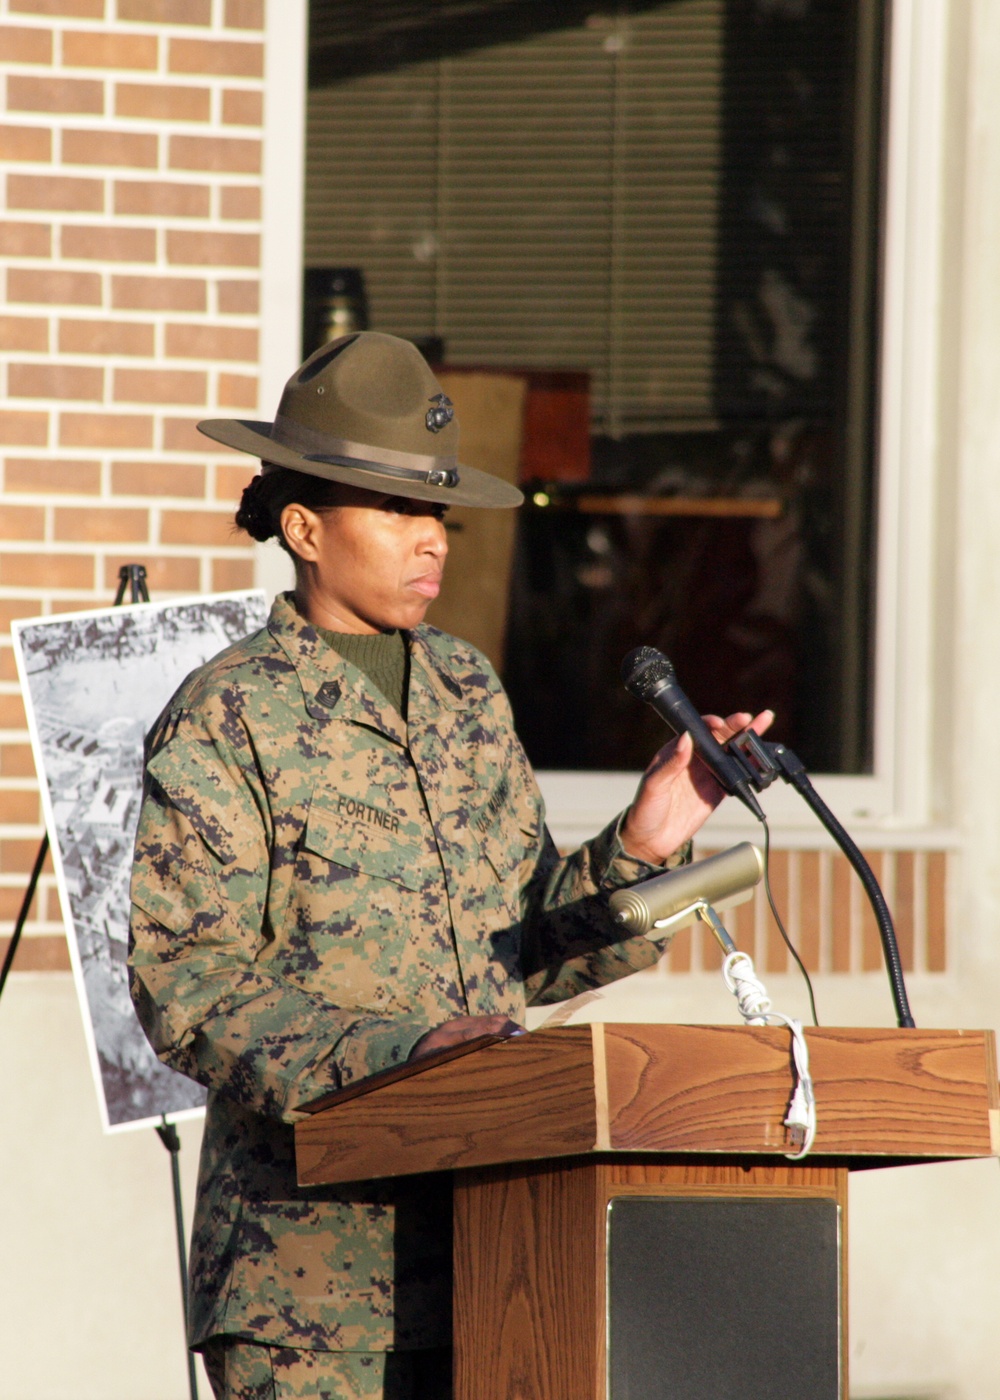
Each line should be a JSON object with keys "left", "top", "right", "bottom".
{"left": 722, "top": 949, "right": 817, "bottom": 1160}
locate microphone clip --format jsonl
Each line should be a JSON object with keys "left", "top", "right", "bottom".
{"left": 725, "top": 727, "right": 782, "bottom": 791}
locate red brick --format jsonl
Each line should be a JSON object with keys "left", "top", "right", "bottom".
{"left": 0, "top": 839, "right": 53, "bottom": 873}
{"left": 167, "top": 229, "right": 259, "bottom": 267}
{"left": 220, "top": 184, "right": 260, "bottom": 220}
{"left": 7, "top": 75, "right": 103, "bottom": 114}
{"left": 221, "top": 88, "right": 263, "bottom": 126}
{"left": 60, "top": 413, "right": 153, "bottom": 449}
{"left": 0, "top": 935, "right": 71, "bottom": 974}
{"left": 0, "top": 598, "right": 45, "bottom": 629}
{"left": 831, "top": 854, "right": 852, "bottom": 972}
{"left": 112, "top": 274, "right": 205, "bottom": 311}
{"left": 164, "top": 417, "right": 236, "bottom": 453}
{"left": 62, "top": 128, "right": 158, "bottom": 169}
{"left": 0, "top": 648, "right": 20, "bottom": 682}
{"left": 10, "top": 0, "right": 104, "bottom": 14}
{"left": 0, "top": 552, "right": 92, "bottom": 589}
{"left": 118, "top": 0, "right": 210, "bottom": 23}
{"left": 895, "top": 851, "right": 915, "bottom": 972}
{"left": 115, "top": 82, "right": 209, "bottom": 123}
{"left": 54, "top": 506, "right": 149, "bottom": 543}
{"left": 8, "top": 268, "right": 101, "bottom": 307}
{"left": 114, "top": 367, "right": 206, "bottom": 405}
{"left": 0, "top": 221, "right": 51, "bottom": 256}
{"left": 169, "top": 37, "right": 263, "bottom": 78}
{"left": 0, "top": 124, "right": 51, "bottom": 161}
{"left": 62, "top": 224, "right": 156, "bottom": 262}
{"left": 103, "top": 552, "right": 200, "bottom": 592}
{"left": 927, "top": 851, "right": 947, "bottom": 972}
{"left": 166, "top": 322, "right": 257, "bottom": 361}
{"left": 860, "top": 850, "right": 885, "bottom": 973}
{"left": 5, "top": 458, "right": 101, "bottom": 493}
{"left": 0, "top": 790, "right": 40, "bottom": 825}
{"left": 0, "top": 504, "right": 45, "bottom": 539}
{"left": 161, "top": 508, "right": 236, "bottom": 546}
{"left": 63, "top": 30, "right": 157, "bottom": 70}
{"left": 9, "top": 363, "right": 103, "bottom": 401}
{"left": 217, "top": 279, "right": 259, "bottom": 315}
{"left": 0, "top": 693, "right": 28, "bottom": 729}
{"left": 169, "top": 133, "right": 260, "bottom": 174}
{"left": 0, "top": 747, "right": 39, "bottom": 779}
{"left": 59, "top": 318, "right": 154, "bottom": 357}
{"left": 0, "top": 411, "right": 48, "bottom": 446}
{"left": 114, "top": 179, "right": 209, "bottom": 218}
{"left": 215, "top": 462, "right": 256, "bottom": 501}
{"left": 218, "top": 372, "right": 257, "bottom": 409}
{"left": 0, "top": 317, "right": 48, "bottom": 352}
{"left": 212, "top": 556, "right": 254, "bottom": 590}
{"left": 7, "top": 174, "right": 103, "bottom": 212}
{"left": 225, "top": 0, "right": 262, "bottom": 29}
{"left": 47, "top": 598, "right": 127, "bottom": 616}
{"left": 0, "top": 26, "right": 54, "bottom": 64}
{"left": 112, "top": 459, "right": 205, "bottom": 497}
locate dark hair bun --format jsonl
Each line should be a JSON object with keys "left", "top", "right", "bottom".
{"left": 235, "top": 475, "right": 277, "bottom": 542}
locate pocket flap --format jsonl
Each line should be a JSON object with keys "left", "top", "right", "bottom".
{"left": 146, "top": 736, "right": 258, "bottom": 866}
{"left": 302, "top": 795, "right": 428, "bottom": 891}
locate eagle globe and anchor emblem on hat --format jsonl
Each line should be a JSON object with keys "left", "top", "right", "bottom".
{"left": 196, "top": 331, "right": 522, "bottom": 510}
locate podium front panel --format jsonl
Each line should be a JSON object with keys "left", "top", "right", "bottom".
{"left": 607, "top": 1196, "right": 841, "bottom": 1399}
{"left": 454, "top": 1157, "right": 847, "bottom": 1400}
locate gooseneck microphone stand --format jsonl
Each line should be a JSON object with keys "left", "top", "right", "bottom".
{"left": 621, "top": 645, "right": 916, "bottom": 1030}
{"left": 727, "top": 729, "right": 916, "bottom": 1029}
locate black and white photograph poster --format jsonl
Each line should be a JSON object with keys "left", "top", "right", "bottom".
{"left": 12, "top": 591, "right": 269, "bottom": 1133}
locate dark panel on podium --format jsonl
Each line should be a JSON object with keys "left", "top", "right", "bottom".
{"left": 607, "top": 1196, "right": 841, "bottom": 1399}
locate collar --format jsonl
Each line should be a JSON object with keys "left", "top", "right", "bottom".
{"left": 266, "top": 593, "right": 475, "bottom": 741}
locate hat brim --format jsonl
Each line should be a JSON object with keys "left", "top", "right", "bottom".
{"left": 199, "top": 418, "right": 524, "bottom": 510}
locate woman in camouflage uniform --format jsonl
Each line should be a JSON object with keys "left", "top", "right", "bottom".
{"left": 128, "top": 333, "right": 767, "bottom": 1400}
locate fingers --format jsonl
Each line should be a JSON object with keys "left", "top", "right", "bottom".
{"left": 642, "top": 730, "right": 692, "bottom": 781}
{"left": 750, "top": 708, "right": 775, "bottom": 734}
{"left": 703, "top": 709, "right": 775, "bottom": 742}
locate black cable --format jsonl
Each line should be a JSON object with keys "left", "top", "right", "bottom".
{"left": 759, "top": 817, "right": 819, "bottom": 1027}
{"left": 775, "top": 760, "right": 915, "bottom": 1028}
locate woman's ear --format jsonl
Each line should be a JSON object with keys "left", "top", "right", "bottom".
{"left": 279, "top": 502, "right": 322, "bottom": 563}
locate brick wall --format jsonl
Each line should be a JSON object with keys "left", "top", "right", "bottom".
{"left": 674, "top": 846, "right": 948, "bottom": 977}
{"left": 0, "top": 0, "right": 265, "bottom": 971}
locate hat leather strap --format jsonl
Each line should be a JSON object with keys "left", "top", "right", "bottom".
{"left": 270, "top": 414, "right": 460, "bottom": 488}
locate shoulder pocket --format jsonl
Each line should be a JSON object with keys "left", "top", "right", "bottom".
{"left": 302, "top": 795, "right": 427, "bottom": 892}
{"left": 146, "top": 736, "right": 259, "bottom": 866}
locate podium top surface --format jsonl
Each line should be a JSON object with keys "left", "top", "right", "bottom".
{"left": 294, "top": 1023, "right": 1000, "bottom": 1187}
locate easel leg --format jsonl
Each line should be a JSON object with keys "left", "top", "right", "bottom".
{"left": 156, "top": 1118, "right": 199, "bottom": 1400}
{"left": 0, "top": 833, "right": 49, "bottom": 1003}
{"left": 1, "top": 564, "right": 148, "bottom": 1003}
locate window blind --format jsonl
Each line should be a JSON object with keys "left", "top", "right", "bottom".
{"left": 304, "top": 1, "right": 724, "bottom": 434}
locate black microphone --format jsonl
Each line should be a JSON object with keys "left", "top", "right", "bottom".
{"left": 621, "top": 646, "right": 766, "bottom": 821}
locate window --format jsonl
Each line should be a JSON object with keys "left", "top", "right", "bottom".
{"left": 304, "top": 0, "right": 884, "bottom": 781}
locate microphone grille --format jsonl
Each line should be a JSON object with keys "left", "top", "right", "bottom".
{"left": 621, "top": 646, "right": 674, "bottom": 701}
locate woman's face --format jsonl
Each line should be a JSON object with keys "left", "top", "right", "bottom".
{"left": 281, "top": 485, "right": 449, "bottom": 634}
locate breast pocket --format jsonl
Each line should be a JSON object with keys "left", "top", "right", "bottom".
{"left": 301, "top": 797, "right": 429, "bottom": 892}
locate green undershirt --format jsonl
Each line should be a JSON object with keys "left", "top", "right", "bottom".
{"left": 315, "top": 625, "right": 409, "bottom": 719}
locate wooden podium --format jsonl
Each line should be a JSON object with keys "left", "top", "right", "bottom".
{"left": 295, "top": 1024, "right": 999, "bottom": 1399}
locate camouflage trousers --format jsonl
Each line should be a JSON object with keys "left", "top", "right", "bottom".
{"left": 201, "top": 1339, "right": 452, "bottom": 1400}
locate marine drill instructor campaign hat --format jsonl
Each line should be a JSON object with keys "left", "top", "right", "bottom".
{"left": 198, "top": 331, "right": 524, "bottom": 510}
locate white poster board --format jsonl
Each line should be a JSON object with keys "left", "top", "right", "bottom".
{"left": 13, "top": 591, "right": 269, "bottom": 1133}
